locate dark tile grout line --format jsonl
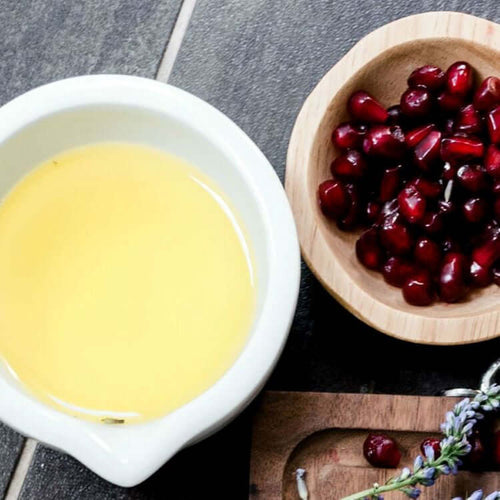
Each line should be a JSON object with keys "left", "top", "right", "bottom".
{"left": 1, "top": 1, "right": 197, "bottom": 498}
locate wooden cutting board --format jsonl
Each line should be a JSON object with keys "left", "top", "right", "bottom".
{"left": 250, "top": 392, "right": 500, "bottom": 499}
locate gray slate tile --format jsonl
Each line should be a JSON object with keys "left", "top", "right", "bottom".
{"left": 0, "top": 0, "right": 182, "bottom": 105}
{"left": 0, "top": 423, "right": 24, "bottom": 498}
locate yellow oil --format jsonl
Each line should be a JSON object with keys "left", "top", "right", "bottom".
{"left": 0, "top": 143, "right": 255, "bottom": 422}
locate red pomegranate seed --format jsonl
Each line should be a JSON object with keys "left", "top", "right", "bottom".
{"left": 379, "top": 166, "right": 401, "bottom": 202}
{"left": 454, "top": 104, "right": 483, "bottom": 135}
{"left": 473, "top": 76, "right": 500, "bottom": 111}
{"left": 400, "top": 87, "right": 433, "bottom": 119}
{"left": 469, "top": 260, "right": 493, "bottom": 287}
{"left": 439, "top": 252, "right": 469, "bottom": 303}
{"left": 487, "top": 106, "right": 500, "bottom": 144}
{"left": 364, "top": 200, "right": 382, "bottom": 223}
{"left": 382, "top": 256, "right": 417, "bottom": 287}
{"left": 444, "top": 118, "right": 455, "bottom": 136}
{"left": 420, "top": 438, "right": 441, "bottom": 459}
{"left": 413, "top": 130, "right": 442, "bottom": 171}
{"left": 485, "top": 144, "right": 500, "bottom": 179}
{"left": 438, "top": 199, "right": 456, "bottom": 218}
{"left": 356, "top": 228, "right": 384, "bottom": 270}
{"left": 363, "top": 433, "right": 401, "bottom": 468}
{"left": 403, "top": 269, "right": 434, "bottom": 306}
{"left": 437, "top": 91, "right": 465, "bottom": 112}
{"left": 440, "top": 136, "right": 485, "bottom": 163}
{"left": 463, "top": 197, "right": 488, "bottom": 224}
{"left": 405, "top": 124, "right": 436, "bottom": 148}
{"left": 332, "top": 122, "right": 367, "bottom": 150}
{"left": 472, "top": 234, "right": 500, "bottom": 268}
{"left": 462, "top": 431, "right": 487, "bottom": 469}
{"left": 363, "top": 125, "right": 406, "bottom": 159}
{"left": 318, "top": 180, "right": 350, "bottom": 218}
{"left": 380, "top": 212, "right": 413, "bottom": 255}
{"left": 409, "top": 177, "right": 442, "bottom": 198}
{"left": 408, "top": 65, "right": 445, "bottom": 91}
{"left": 419, "top": 211, "right": 444, "bottom": 234}
{"left": 398, "top": 185, "right": 426, "bottom": 223}
{"left": 445, "top": 61, "right": 474, "bottom": 96}
{"left": 330, "top": 150, "right": 367, "bottom": 180}
{"left": 348, "top": 91, "right": 388, "bottom": 123}
{"left": 386, "top": 105, "right": 403, "bottom": 125}
{"left": 337, "top": 183, "right": 360, "bottom": 231}
{"left": 379, "top": 198, "right": 399, "bottom": 220}
{"left": 415, "top": 237, "right": 441, "bottom": 272}
{"left": 456, "top": 164, "right": 487, "bottom": 192}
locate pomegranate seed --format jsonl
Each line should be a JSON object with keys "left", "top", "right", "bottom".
{"left": 456, "top": 164, "right": 487, "bottom": 192}
{"left": 463, "top": 197, "right": 488, "bottom": 224}
{"left": 413, "top": 130, "right": 442, "bottom": 171}
{"left": 348, "top": 91, "right": 388, "bottom": 123}
{"left": 379, "top": 198, "right": 399, "bottom": 220}
{"left": 420, "top": 438, "right": 441, "bottom": 459}
{"left": 379, "top": 166, "right": 401, "bottom": 202}
{"left": 331, "top": 150, "right": 367, "bottom": 180}
{"left": 438, "top": 199, "right": 456, "bottom": 218}
{"left": 437, "top": 91, "right": 465, "bottom": 113}
{"left": 380, "top": 212, "right": 413, "bottom": 255}
{"left": 337, "top": 183, "right": 360, "bottom": 231}
{"left": 454, "top": 104, "right": 483, "bottom": 135}
{"left": 445, "top": 61, "right": 474, "bottom": 96}
{"left": 364, "top": 201, "right": 382, "bottom": 223}
{"left": 487, "top": 106, "right": 500, "bottom": 144}
{"left": 440, "top": 136, "right": 485, "bottom": 163}
{"left": 494, "top": 431, "right": 500, "bottom": 466}
{"left": 318, "top": 180, "right": 349, "bottom": 218}
{"left": 472, "top": 234, "right": 500, "bottom": 268}
{"left": 382, "top": 256, "right": 417, "bottom": 287}
{"left": 409, "top": 177, "right": 442, "bottom": 198}
{"left": 469, "top": 260, "right": 493, "bottom": 287}
{"left": 332, "top": 122, "right": 367, "bottom": 150}
{"left": 443, "top": 162, "right": 457, "bottom": 180}
{"left": 363, "top": 433, "right": 401, "bottom": 468}
{"left": 400, "top": 87, "right": 433, "bottom": 119}
{"left": 419, "top": 211, "right": 444, "bottom": 234}
{"left": 398, "top": 185, "right": 426, "bottom": 223}
{"left": 473, "top": 76, "right": 500, "bottom": 111}
{"left": 386, "top": 105, "right": 403, "bottom": 125}
{"left": 444, "top": 118, "right": 455, "bottom": 136}
{"left": 439, "top": 252, "right": 469, "bottom": 302}
{"left": 363, "top": 125, "right": 406, "bottom": 159}
{"left": 415, "top": 237, "right": 441, "bottom": 272}
{"left": 356, "top": 228, "right": 384, "bottom": 270}
{"left": 408, "top": 65, "right": 445, "bottom": 91}
{"left": 403, "top": 269, "right": 434, "bottom": 306}
{"left": 405, "top": 124, "right": 436, "bottom": 148}
{"left": 485, "top": 144, "right": 500, "bottom": 179}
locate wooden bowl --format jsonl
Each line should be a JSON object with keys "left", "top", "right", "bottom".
{"left": 286, "top": 12, "right": 500, "bottom": 345}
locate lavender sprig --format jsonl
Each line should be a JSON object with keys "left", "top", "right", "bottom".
{"left": 453, "top": 491, "right": 500, "bottom": 500}
{"left": 340, "top": 384, "right": 500, "bottom": 500}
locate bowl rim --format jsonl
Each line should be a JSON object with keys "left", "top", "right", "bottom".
{"left": 285, "top": 11, "right": 500, "bottom": 346}
{"left": 0, "top": 75, "right": 300, "bottom": 486}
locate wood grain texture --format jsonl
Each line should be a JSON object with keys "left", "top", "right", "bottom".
{"left": 286, "top": 12, "right": 500, "bottom": 346}
{"left": 250, "top": 391, "right": 500, "bottom": 499}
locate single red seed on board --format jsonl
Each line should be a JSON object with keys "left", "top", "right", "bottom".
{"left": 400, "top": 87, "right": 433, "bottom": 119}
{"left": 487, "top": 106, "right": 500, "bottom": 144}
{"left": 408, "top": 65, "right": 445, "bottom": 91}
{"left": 445, "top": 61, "right": 474, "bottom": 96}
{"left": 348, "top": 91, "right": 389, "bottom": 123}
{"left": 332, "top": 122, "right": 367, "bottom": 150}
{"left": 403, "top": 269, "right": 434, "bottom": 306}
{"left": 473, "top": 76, "right": 500, "bottom": 111}
{"left": 363, "top": 433, "right": 401, "bottom": 468}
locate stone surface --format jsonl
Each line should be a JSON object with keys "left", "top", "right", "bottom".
{"left": 0, "top": 0, "right": 182, "bottom": 104}
{"left": 6, "top": 0, "right": 500, "bottom": 498}
{"left": 0, "top": 423, "right": 24, "bottom": 498}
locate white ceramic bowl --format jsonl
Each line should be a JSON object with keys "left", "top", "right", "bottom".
{"left": 0, "top": 75, "right": 300, "bottom": 486}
